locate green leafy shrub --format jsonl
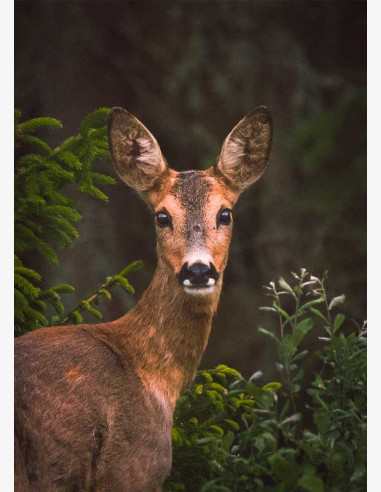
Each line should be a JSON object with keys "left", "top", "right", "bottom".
{"left": 165, "top": 270, "right": 366, "bottom": 491}
{"left": 14, "top": 108, "right": 140, "bottom": 334}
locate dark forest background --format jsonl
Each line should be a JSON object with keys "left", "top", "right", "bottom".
{"left": 15, "top": 0, "right": 366, "bottom": 379}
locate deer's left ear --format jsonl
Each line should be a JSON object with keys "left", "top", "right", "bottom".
{"left": 210, "top": 107, "right": 272, "bottom": 192}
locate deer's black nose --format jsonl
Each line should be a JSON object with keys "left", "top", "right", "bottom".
{"left": 178, "top": 262, "right": 219, "bottom": 288}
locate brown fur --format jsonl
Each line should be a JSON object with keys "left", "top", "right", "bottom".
{"left": 14, "top": 107, "right": 272, "bottom": 491}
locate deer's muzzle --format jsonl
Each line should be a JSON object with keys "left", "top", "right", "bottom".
{"left": 177, "top": 262, "right": 219, "bottom": 289}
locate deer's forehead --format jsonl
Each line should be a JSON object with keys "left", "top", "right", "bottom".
{"left": 171, "top": 171, "right": 211, "bottom": 211}
{"left": 155, "top": 171, "right": 234, "bottom": 215}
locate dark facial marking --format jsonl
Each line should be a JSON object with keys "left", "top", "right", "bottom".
{"left": 171, "top": 171, "right": 211, "bottom": 244}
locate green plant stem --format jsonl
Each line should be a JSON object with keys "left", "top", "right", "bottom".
{"left": 320, "top": 279, "right": 333, "bottom": 334}
{"left": 293, "top": 275, "right": 304, "bottom": 328}
{"left": 60, "top": 276, "right": 118, "bottom": 324}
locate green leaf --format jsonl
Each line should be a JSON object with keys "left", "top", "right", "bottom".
{"left": 333, "top": 313, "right": 346, "bottom": 333}
{"left": 258, "top": 327, "right": 280, "bottom": 344}
{"left": 281, "top": 318, "right": 313, "bottom": 358}
{"left": 171, "top": 427, "right": 185, "bottom": 446}
{"left": 290, "top": 318, "right": 314, "bottom": 349}
{"left": 201, "top": 371, "right": 213, "bottom": 383}
{"left": 292, "top": 368, "right": 304, "bottom": 383}
{"left": 194, "top": 384, "right": 203, "bottom": 395}
{"left": 263, "top": 382, "right": 281, "bottom": 392}
{"left": 292, "top": 349, "right": 308, "bottom": 362}
{"left": 272, "top": 302, "right": 293, "bottom": 323}
{"left": 269, "top": 454, "right": 299, "bottom": 484}
{"left": 215, "top": 365, "right": 241, "bottom": 378}
{"left": 249, "top": 370, "right": 263, "bottom": 381}
{"left": 208, "top": 425, "right": 224, "bottom": 436}
{"left": 275, "top": 362, "right": 284, "bottom": 372}
{"left": 259, "top": 306, "right": 278, "bottom": 313}
{"left": 223, "top": 419, "right": 240, "bottom": 431}
{"left": 70, "top": 311, "right": 83, "bottom": 324}
{"left": 328, "top": 294, "right": 345, "bottom": 310}
{"left": 222, "top": 430, "right": 235, "bottom": 449}
{"left": 280, "top": 413, "right": 302, "bottom": 426}
{"left": 210, "top": 382, "right": 227, "bottom": 394}
{"left": 314, "top": 408, "right": 330, "bottom": 434}
{"left": 298, "top": 465, "right": 324, "bottom": 492}
{"left": 100, "top": 288, "right": 112, "bottom": 300}
{"left": 115, "top": 275, "right": 135, "bottom": 294}
{"left": 309, "top": 306, "right": 328, "bottom": 322}
{"left": 278, "top": 277, "right": 297, "bottom": 298}
{"left": 120, "top": 260, "right": 144, "bottom": 277}
{"left": 279, "top": 399, "right": 290, "bottom": 420}
{"left": 300, "top": 297, "right": 325, "bottom": 313}
{"left": 81, "top": 301, "right": 102, "bottom": 319}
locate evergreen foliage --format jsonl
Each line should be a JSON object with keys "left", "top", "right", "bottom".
{"left": 58, "top": 260, "right": 143, "bottom": 326}
{"left": 14, "top": 108, "right": 139, "bottom": 334}
{"left": 165, "top": 271, "right": 366, "bottom": 491}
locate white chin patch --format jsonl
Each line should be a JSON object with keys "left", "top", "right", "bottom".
{"left": 184, "top": 286, "right": 215, "bottom": 296}
{"left": 182, "top": 278, "right": 216, "bottom": 295}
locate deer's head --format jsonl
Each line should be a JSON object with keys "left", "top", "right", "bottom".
{"left": 109, "top": 107, "right": 272, "bottom": 295}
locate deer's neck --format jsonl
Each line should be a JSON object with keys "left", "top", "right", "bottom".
{"left": 119, "top": 259, "right": 222, "bottom": 408}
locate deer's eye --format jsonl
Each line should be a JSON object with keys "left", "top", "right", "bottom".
{"left": 155, "top": 210, "right": 172, "bottom": 228}
{"left": 218, "top": 208, "right": 232, "bottom": 226}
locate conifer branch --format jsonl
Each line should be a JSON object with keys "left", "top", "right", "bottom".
{"left": 60, "top": 261, "right": 143, "bottom": 325}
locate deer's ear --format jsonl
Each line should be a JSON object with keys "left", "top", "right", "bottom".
{"left": 212, "top": 107, "right": 272, "bottom": 192}
{"left": 108, "top": 107, "right": 168, "bottom": 192}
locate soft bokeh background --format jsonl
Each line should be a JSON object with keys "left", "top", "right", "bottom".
{"left": 15, "top": 0, "right": 366, "bottom": 379}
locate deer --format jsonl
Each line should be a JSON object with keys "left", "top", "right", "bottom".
{"left": 14, "top": 106, "right": 272, "bottom": 491}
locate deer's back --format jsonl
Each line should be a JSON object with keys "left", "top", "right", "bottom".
{"left": 14, "top": 324, "right": 172, "bottom": 491}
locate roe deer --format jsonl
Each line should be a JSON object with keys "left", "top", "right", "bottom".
{"left": 14, "top": 106, "right": 272, "bottom": 491}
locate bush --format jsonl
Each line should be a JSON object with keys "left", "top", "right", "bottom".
{"left": 165, "top": 270, "right": 366, "bottom": 491}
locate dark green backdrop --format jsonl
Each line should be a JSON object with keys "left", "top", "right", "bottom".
{"left": 15, "top": 0, "right": 366, "bottom": 378}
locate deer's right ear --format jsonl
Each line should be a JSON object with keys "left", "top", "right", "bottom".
{"left": 108, "top": 107, "right": 168, "bottom": 192}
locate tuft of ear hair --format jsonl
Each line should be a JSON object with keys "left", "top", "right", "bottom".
{"left": 108, "top": 108, "right": 168, "bottom": 192}
{"left": 212, "top": 106, "right": 272, "bottom": 192}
